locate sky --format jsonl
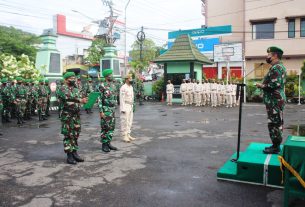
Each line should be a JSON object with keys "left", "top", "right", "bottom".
{"left": 0, "top": 0, "right": 205, "bottom": 52}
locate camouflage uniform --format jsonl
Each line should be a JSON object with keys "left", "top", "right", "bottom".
{"left": 29, "top": 81, "right": 39, "bottom": 116}
{"left": 0, "top": 78, "right": 14, "bottom": 122}
{"left": 56, "top": 79, "right": 64, "bottom": 118}
{"left": 45, "top": 81, "right": 51, "bottom": 116}
{"left": 24, "top": 80, "right": 32, "bottom": 120}
{"left": 58, "top": 83, "right": 82, "bottom": 153}
{"left": 262, "top": 61, "right": 286, "bottom": 147}
{"left": 37, "top": 80, "right": 48, "bottom": 121}
{"left": 15, "top": 78, "right": 27, "bottom": 124}
{"left": 135, "top": 79, "right": 144, "bottom": 105}
{"left": 98, "top": 81, "right": 116, "bottom": 144}
{"left": 83, "top": 79, "right": 94, "bottom": 113}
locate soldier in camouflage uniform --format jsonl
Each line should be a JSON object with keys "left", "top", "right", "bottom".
{"left": 29, "top": 80, "right": 38, "bottom": 116}
{"left": 58, "top": 72, "right": 87, "bottom": 164}
{"left": 98, "top": 69, "right": 118, "bottom": 153}
{"left": 256, "top": 46, "right": 287, "bottom": 154}
{"left": 83, "top": 78, "right": 94, "bottom": 114}
{"left": 1, "top": 77, "right": 13, "bottom": 123}
{"left": 23, "top": 79, "right": 32, "bottom": 120}
{"left": 15, "top": 77, "right": 27, "bottom": 124}
{"left": 37, "top": 79, "right": 48, "bottom": 121}
{"left": 56, "top": 78, "right": 65, "bottom": 118}
{"left": 135, "top": 78, "right": 144, "bottom": 105}
{"left": 45, "top": 79, "right": 51, "bottom": 116}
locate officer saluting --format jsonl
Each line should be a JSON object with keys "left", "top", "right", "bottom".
{"left": 256, "top": 46, "right": 287, "bottom": 154}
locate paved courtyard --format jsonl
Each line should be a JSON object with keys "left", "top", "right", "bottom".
{"left": 1, "top": 102, "right": 305, "bottom": 207}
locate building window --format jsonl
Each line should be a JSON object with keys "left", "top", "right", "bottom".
{"left": 252, "top": 21, "right": 275, "bottom": 39}
{"left": 288, "top": 19, "right": 295, "bottom": 38}
{"left": 301, "top": 18, "right": 305, "bottom": 37}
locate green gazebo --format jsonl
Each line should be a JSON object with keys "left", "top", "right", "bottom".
{"left": 154, "top": 34, "right": 213, "bottom": 102}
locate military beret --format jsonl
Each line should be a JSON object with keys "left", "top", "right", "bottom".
{"left": 267, "top": 46, "right": 283, "bottom": 55}
{"left": 1, "top": 77, "right": 8, "bottom": 83}
{"left": 39, "top": 78, "right": 45, "bottom": 83}
{"left": 77, "top": 75, "right": 81, "bottom": 79}
{"left": 63, "top": 72, "right": 76, "bottom": 79}
{"left": 45, "top": 79, "right": 49, "bottom": 83}
{"left": 29, "top": 79, "right": 33, "bottom": 83}
{"left": 100, "top": 77, "right": 105, "bottom": 82}
{"left": 102, "top": 69, "right": 113, "bottom": 77}
{"left": 87, "top": 78, "right": 92, "bottom": 81}
{"left": 16, "top": 77, "right": 23, "bottom": 81}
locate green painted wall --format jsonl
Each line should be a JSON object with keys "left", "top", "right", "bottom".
{"left": 167, "top": 62, "right": 190, "bottom": 73}
{"left": 194, "top": 63, "right": 203, "bottom": 80}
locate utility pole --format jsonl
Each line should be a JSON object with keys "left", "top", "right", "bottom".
{"left": 137, "top": 26, "right": 145, "bottom": 62}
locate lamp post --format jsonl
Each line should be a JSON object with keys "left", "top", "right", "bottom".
{"left": 298, "top": 68, "right": 301, "bottom": 105}
{"left": 124, "top": 0, "right": 131, "bottom": 76}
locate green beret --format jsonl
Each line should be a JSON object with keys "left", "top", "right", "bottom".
{"left": 102, "top": 69, "right": 113, "bottom": 77}
{"left": 63, "top": 72, "right": 76, "bottom": 79}
{"left": 1, "top": 77, "right": 8, "bottom": 83}
{"left": 267, "top": 46, "right": 283, "bottom": 55}
{"left": 39, "top": 78, "right": 45, "bottom": 83}
{"left": 29, "top": 79, "right": 33, "bottom": 83}
{"left": 77, "top": 75, "right": 81, "bottom": 79}
{"left": 87, "top": 78, "right": 92, "bottom": 81}
{"left": 45, "top": 79, "right": 49, "bottom": 83}
{"left": 16, "top": 77, "right": 23, "bottom": 81}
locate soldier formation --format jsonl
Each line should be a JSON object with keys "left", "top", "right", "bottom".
{"left": 174, "top": 79, "right": 239, "bottom": 108}
{"left": 0, "top": 77, "right": 52, "bottom": 125}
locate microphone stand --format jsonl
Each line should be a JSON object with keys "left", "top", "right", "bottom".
{"left": 231, "top": 63, "right": 264, "bottom": 162}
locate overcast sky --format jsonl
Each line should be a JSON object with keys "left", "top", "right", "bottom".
{"left": 0, "top": 0, "right": 204, "bottom": 50}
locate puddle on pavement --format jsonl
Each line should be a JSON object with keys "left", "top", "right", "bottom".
{"left": 288, "top": 124, "right": 305, "bottom": 136}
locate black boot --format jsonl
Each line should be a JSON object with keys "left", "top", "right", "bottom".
{"left": 21, "top": 117, "right": 26, "bottom": 124}
{"left": 263, "top": 145, "right": 280, "bottom": 154}
{"left": 67, "top": 152, "right": 77, "bottom": 164}
{"left": 108, "top": 142, "right": 118, "bottom": 151}
{"left": 43, "top": 116, "right": 48, "bottom": 120}
{"left": 72, "top": 151, "right": 84, "bottom": 162}
{"left": 102, "top": 143, "right": 110, "bottom": 153}
{"left": 17, "top": 116, "right": 22, "bottom": 125}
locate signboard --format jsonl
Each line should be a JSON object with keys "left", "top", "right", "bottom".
{"left": 168, "top": 25, "right": 232, "bottom": 39}
{"left": 168, "top": 37, "right": 219, "bottom": 53}
{"left": 168, "top": 25, "right": 232, "bottom": 59}
{"left": 213, "top": 43, "right": 243, "bottom": 62}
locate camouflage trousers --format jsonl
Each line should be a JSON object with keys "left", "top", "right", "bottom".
{"left": 38, "top": 97, "right": 47, "bottom": 116}
{"left": 266, "top": 104, "right": 284, "bottom": 146}
{"left": 16, "top": 99, "right": 27, "bottom": 118}
{"left": 61, "top": 111, "right": 81, "bottom": 153}
{"left": 2, "top": 100, "right": 11, "bottom": 119}
{"left": 46, "top": 98, "right": 50, "bottom": 115}
{"left": 100, "top": 108, "right": 115, "bottom": 144}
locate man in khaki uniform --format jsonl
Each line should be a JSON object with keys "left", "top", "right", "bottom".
{"left": 180, "top": 79, "right": 187, "bottom": 106}
{"left": 194, "top": 80, "right": 202, "bottom": 106}
{"left": 187, "top": 79, "right": 193, "bottom": 105}
{"left": 120, "top": 74, "right": 135, "bottom": 142}
{"left": 166, "top": 80, "right": 174, "bottom": 106}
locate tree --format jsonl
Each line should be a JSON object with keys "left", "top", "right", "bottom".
{"left": 85, "top": 38, "right": 106, "bottom": 65}
{"left": 129, "top": 38, "right": 158, "bottom": 72}
{"left": 0, "top": 26, "right": 40, "bottom": 61}
{"left": 0, "top": 53, "right": 41, "bottom": 80}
